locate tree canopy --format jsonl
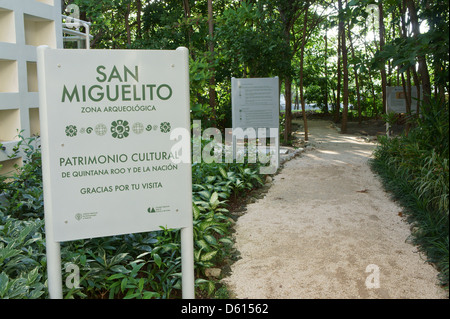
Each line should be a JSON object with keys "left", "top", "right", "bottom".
{"left": 63, "top": 0, "right": 449, "bottom": 136}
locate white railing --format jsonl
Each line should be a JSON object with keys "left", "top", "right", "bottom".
{"left": 61, "top": 14, "right": 92, "bottom": 49}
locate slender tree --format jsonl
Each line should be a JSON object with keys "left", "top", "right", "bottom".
{"left": 124, "top": 1, "right": 131, "bottom": 45}
{"left": 334, "top": 13, "right": 342, "bottom": 123}
{"left": 339, "top": 0, "right": 349, "bottom": 133}
{"left": 299, "top": 5, "right": 310, "bottom": 140}
{"left": 324, "top": 19, "right": 329, "bottom": 114}
{"left": 378, "top": 1, "right": 387, "bottom": 115}
{"left": 207, "top": 0, "right": 217, "bottom": 121}
{"left": 347, "top": 22, "right": 362, "bottom": 124}
{"left": 295, "top": 3, "right": 328, "bottom": 141}
{"left": 278, "top": 0, "right": 303, "bottom": 142}
{"left": 405, "top": 0, "right": 431, "bottom": 106}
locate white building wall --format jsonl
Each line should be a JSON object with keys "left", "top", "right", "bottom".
{"left": 0, "top": 0, "right": 62, "bottom": 175}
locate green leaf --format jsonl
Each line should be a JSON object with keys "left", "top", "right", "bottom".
{"left": 136, "top": 252, "right": 152, "bottom": 259}
{"left": 153, "top": 253, "right": 162, "bottom": 268}
{"left": 138, "top": 278, "right": 145, "bottom": 293}
{"left": 216, "top": 208, "right": 229, "bottom": 213}
{"left": 120, "top": 277, "right": 128, "bottom": 293}
{"left": 195, "top": 239, "right": 210, "bottom": 251}
{"left": 192, "top": 203, "right": 201, "bottom": 220}
{"left": 205, "top": 176, "right": 216, "bottom": 183}
{"left": 209, "top": 192, "right": 219, "bottom": 209}
{"left": 0, "top": 273, "right": 9, "bottom": 297}
{"left": 203, "top": 234, "right": 217, "bottom": 245}
{"left": 218, "top": 166, "right": 228, "bottom": 179}
{"left": 110, "top": 265, "right": 130, "bottom": 274}
{"left": 0, "top": 248, "right": 21, "bottom": 264}
{"left": 123, "top": 292, "right": 140, "bottom": 299}
{"left": 109, "top": 253, "right": 129, "bottom": 266}
{"left": 107, "top": 273, "right": 126, "bottom": 281}
{"left": 143, "top": 291, "right": 160, "bottom": 299}
{"left": 197, "top": 190, "right": 212, "bottom": 200}
{"left": 199, "top": 220, "right": 222, "bottom": 232}
{"left": 219, "top": 238, "right": 234, "bottom": 246}
{"left": 208, "top": 281, "right": 215, "bottom": 296}
{"left": 200, "top": 250, "right": 218, "bottom": 262}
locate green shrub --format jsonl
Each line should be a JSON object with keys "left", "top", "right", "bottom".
{"left": 0, "top": 135, "right": 265, "bottom": 299}
{"left": 371, "top": 98, "right": 449, "bottom": 287}
{"left": 0, "top": 134, "right": 43, "bottom": 220}
{"left": 0, "top": 212, "right": 47, "bottom": 298}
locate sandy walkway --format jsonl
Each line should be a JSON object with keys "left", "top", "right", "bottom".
{"left": 223, "top": 119, "right": 447, "bottom": 299}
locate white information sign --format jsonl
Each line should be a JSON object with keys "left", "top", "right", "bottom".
{"left": 38, "top": 48, "right": 192, "bottom": 242}
{"left": 386, "top": 86, "right": 421, "bottom": 114}
{"left": 231, "top": 77, "right": 279, "bottom": 131}
{"left": 231, "top": 77, "right": 280, "bottom": 173}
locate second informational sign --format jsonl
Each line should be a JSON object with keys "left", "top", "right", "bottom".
{"left": 232, "top": 77, "right": 279, "bottom": 131}
{"left": 38, "top": 47, "right": 192, "bottom": 242}
{"left": 386, "top": 86, "right": 422, "bottom": 113}
{"left": 231, "top": 77, "right": 280, "bottom": 173}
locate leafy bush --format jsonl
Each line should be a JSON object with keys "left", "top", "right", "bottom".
{"left": 0, "top": 136, "right": 265, "bottom": 299}
{"left": 0, "top": 213, "right": 46, "bottom": 299}
{"left": 371, "top": 98, "right": 449, "bottom": 287}
{"left": 0, "top": 134, "right": 43, "bottom": 220}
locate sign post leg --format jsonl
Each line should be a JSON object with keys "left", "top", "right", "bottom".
{"left": 45, "top": 226, "right": 63, "bottom": 299}
{"left": 181, "top": 225, "right": 195, "bottom": 299}
{"left": 38, "top": 44, "right": 63, "bottom": 299}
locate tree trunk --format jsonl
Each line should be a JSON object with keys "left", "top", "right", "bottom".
{"left": 182, "top": 0, "right": 196, "bottom": 60}
{"left": 368, "top": 69, "right": 377, "bottom": 117}
{"left": 125, "top": 3, "right": 131, "bottom": 46}
{"left": 136, "top": 0, "right": 142, "bottom": 40}
{"left": 406, "top": 68, "right": 412, "bottom": 113}
{"left": 412, "top": 67, "right": 421, "bottom": 114}
{"left": 335, "top": 23, "right": 342, "bottom": 123}
{"left": 348, "top": 27, "right": 362, "bottom": 124}
{"left": 405, "top": 0, "right": 431, "bottom": 106}
{"left": 278, "top": 1, "right": 304, "bottom": 142}
{"left": 378, "top": 1, "right": 387, "bottom": 115}
{"left": 281, "top": 22, "right": 292, "bottom": 142}
{"left": 299, "top": 7, "right": 309, "bottom": 141}
{"left": 340, "top": 0, "right": 349, "bottom": 133}
{"left": 324, "top": 21, "right": 329, "bottom": 114}
{"left": 182, "top": 0, "right": 190, "bottom": 17}
{"left": 403, "top": 4, "right": 421, "bottom": 114}
{"left": 284, "top": 78, "right": 292, "bottom": 142}
{"left": 207, "top": 0, "right": 217, "bottom": 121}
{"left": 401, "top": 70, "right": 413, "bottom": 135}
{"left": 331, "top": 87, "right": 336, "bottom": 112}
{"left": 400, "top": 71, "right": 412, "bottom": 113}
{"left": 399, "top": 0, "right": 415, "bottom": 121}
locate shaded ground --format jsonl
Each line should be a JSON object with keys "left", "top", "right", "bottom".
{"left": 293, "top": 112, "right": 406, "bottom": 137}
{"left": 222, "top": 119, "right": 447, "bottom": 299}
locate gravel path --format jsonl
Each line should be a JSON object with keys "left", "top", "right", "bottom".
{"left": 223, "top": 119, "right": 447, "bottom": 299}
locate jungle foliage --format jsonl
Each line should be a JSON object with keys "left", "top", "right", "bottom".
{"left": 1, "top": 0, "right": 448, "bottom": 298}
{"left": 0, "top": 136, "right": 264, "bottom": 298}
{"left": 371, "top": 98, "right": 449, "bottom": 287}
